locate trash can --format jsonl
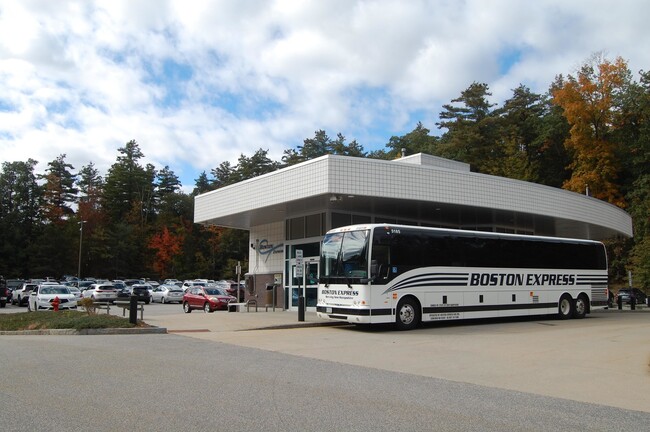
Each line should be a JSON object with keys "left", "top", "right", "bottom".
{"left": 265, "top": 283, "right": 273, "bottom": 306}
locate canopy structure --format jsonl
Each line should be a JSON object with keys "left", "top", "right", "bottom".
{"left": 195, "top": 153, "right": 632, "bottom": 241}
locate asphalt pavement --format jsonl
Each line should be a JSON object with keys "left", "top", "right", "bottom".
{"left": 2, "top": 301, "right": 649, "bottom": 416}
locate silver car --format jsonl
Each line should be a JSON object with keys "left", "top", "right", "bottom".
{"left": 151, "top": 285, "right": 184, "bottom": 304}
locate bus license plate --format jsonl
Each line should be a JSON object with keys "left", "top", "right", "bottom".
{"left": 326, "top": 307, "right": 332, "bottom": 313}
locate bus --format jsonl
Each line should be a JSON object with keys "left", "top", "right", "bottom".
{"left": 316, "top": 224, "right": 608, "bottom": 330}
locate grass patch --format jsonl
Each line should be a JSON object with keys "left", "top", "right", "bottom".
{"left": 0, "top": 311, "right": 145, "bottom": 331}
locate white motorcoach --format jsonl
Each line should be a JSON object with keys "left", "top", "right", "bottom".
{"left": 316, "top": 224, "right": 608, "bottom": 330}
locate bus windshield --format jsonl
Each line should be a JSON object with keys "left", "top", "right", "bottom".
{"left": 320, "top": 229, "right": 370, "bottom": 282}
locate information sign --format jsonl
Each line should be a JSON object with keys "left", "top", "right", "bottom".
{"left": 295, "top": 249, "right": 303, "bottom": 278}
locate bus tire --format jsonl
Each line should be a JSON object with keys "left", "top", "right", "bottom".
{"left": 396, "top": 297, "right": 420, "bottom": 331}
{"left": 573, "top": 294, "right": 588, "bottom": 319}
{"left": 557, "top": 295, "right": 574, "bottom": 320}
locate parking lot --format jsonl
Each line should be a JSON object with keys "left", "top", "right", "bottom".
{"left": 2, "top": 301, "right": 650, "bottom": 413}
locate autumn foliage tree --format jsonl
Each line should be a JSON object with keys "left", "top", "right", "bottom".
{"left": 551, "top": 56, "right": 631, "bottom": 207}
{"left": 148, "top": 226, "right": 184, "bottom": 279}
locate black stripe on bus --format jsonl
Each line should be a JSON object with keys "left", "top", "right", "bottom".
{"left": 316, "top": 306, "right": 393, "bottom": 316}
{"left": 386, "top": 273, "right": 470, "bottom": 293}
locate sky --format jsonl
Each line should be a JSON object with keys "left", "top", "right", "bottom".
{"left": 1, "top": 0, "right": 649, "bottom": 192}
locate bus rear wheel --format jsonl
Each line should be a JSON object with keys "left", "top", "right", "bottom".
{"left": 396, "top": 297, "right": 420, "bottom": 331}
{"left": 573, "top": 295, "right": 588, "bottom": 319}
{"left": 557, "top": 295, "right": 574, "bottom": 320}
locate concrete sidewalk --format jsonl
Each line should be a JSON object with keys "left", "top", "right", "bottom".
{"left": 143, "top": 307, "right": 340, "bottom": 333}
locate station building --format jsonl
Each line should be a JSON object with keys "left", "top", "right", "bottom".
{"left": 193, "top": 153, "right": 633, "bottom": 311}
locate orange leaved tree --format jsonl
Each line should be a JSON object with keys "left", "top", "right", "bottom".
{"left": 551, "top": 55, "right": 631, "bottom": 207}
{"left": 148, "top": 226, "right": 184, "bottom": 279}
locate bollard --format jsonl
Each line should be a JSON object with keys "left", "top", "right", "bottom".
{"left": 129, "top": 295, "right": 138, "bottom": 324}
{"left": 617, "top": 295, "right": 622, "bottom": 310}
{"left": 630, "top": 296, "right": 636, "bottom": 311}
{"left": 298, "top": 295, "right": 305, "bottom": 322}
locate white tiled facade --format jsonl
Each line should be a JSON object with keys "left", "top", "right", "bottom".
{"left": 195, "top": 154, "right": 632, "bottom": 241}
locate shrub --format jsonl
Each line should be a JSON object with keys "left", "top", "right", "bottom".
{"left": 78, "top": 297, "right": 96, "bottom": 315}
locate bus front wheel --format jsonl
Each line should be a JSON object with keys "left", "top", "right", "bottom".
{"left": 557, "top": 295, "right": 574, "bottom": 320}
{"left": 396, "top": 297, "right": 420, "bottom": 331}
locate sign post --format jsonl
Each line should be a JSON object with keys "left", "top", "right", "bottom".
{"left": 236, "top": 261, "right": 242, "bottom": 302}
{"left": 296, "top": 250, "right": 304, "bottom": 321}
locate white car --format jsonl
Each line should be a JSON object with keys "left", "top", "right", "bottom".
{"left": 12, "top": 282, "right": 38, "bottom": 306}
{"left": 82, "top": 283, "right": 119, "bottom": 303}
{"left": 67, "top": 286, "right": 82, "bottom": 301}
{"left": 151, "top": 285, "right": 184, "bottom": 304}
{"left": 27, "top": 285, "right": 78, "bottom": 311}
{"left": 182, "top": 280, "right": 206, "bottom": 292}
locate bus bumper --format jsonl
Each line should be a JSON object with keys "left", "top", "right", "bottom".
{"left": 316, "top": 306, "right": 390, "bottom": 325}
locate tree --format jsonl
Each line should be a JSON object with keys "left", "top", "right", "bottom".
{"left": 329, "top": 133, "right": 366, "bottom": 157}
{"left": 436, "top": 82, "right": 499, "bottom": 171}
{"left": 192, "top": 171, "right": 211, "bottom": 196}
{"left": 535, "top": 80, "right": 572, "bottom": 188}
{"left": 551, "top": 56, "right": 632, "bottom": 206}
{"left": 384, "top": 122, "right": 438, "bottom": 160}
{"left": 0, "top": 160, "right": 43, "bottom": 276}
{"left": 211, "top": 161, "right": 238, "bottom": 188}
{"left": 489, "top": 86, "right": 547, "bottom": 181}
{"left": 77, "top": 162, "right": 104, "bottom": 226}
{"left": 236, "top": 148, "right": 280, "bottom": 180}
{"left": 283, "top": 130, "right": 366, "bottom": 166}
{"left": 149, "top": 226, "right": 184, "bottom": 278}
{"left": 41, "top": 154, "right": 78, "bottom": 224}
{"left": 299, "top": 130, "right": 332, "bottom": 159}
{"left": 103, "top": 140, "right": 151, "bottom": 221}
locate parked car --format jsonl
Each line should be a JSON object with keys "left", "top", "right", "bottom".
{"left": 67, "top": 286, "right": 82, "bottom": 301}
{"left": 616, "top": 288, "right": 647, "bottom": 304}
{"left": 5, "top": 279, "right": 25, "bottom": 304}
{"left": 151, "top": 285, "right": 184, "bottom": 304}
{"left": 0, "top": 276, "right": 8, "bottom": 308}
{"left": 182, "top": 280, "right": 206, "bottom": 292}
{"left": 117, "top": 284, "right": 152, "bottom": 304}
{"left": 77, "top": 280, "right": 94, "bottom": 290}
{"left": 183, "top": 287, "right": 235, "bottom": 313}
{"left": 27, "top": 284, "right": 78, "bottom": 311}
{"left": 12, "top": 282, "right": 39, "bottom": 306}
{"left": 82, "top": 283, "right": 119, "bottom": 303}
{"left": 215, "top": 280, "right": 245, "bottom": 302}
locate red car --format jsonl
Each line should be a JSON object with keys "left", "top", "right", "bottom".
{"left": 183, "top": 287, "right": 235, "bottom": 313}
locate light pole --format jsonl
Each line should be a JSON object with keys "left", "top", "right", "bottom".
{"left": 78, "top": 220, "right": 86, "bottom": 280}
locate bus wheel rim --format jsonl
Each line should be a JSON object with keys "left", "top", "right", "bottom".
{"left": 400, "top": 304, "right": 414, "bottom": 324}
{"left": 575, "top": 298, "right": 585, "bottom": 315}
{"left": 561, "top": 298, "right": 571, "bottom": 315}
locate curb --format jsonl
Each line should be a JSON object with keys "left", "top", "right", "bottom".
{"left": 243, "top": 321, "right": 348, "bottom": 331}
{"left": 0, "top": 327, "right": 167, "bottom": 336}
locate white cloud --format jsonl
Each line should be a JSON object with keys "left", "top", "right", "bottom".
{"left": 1, "top": 0, "right": 649, "bottom": 188}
